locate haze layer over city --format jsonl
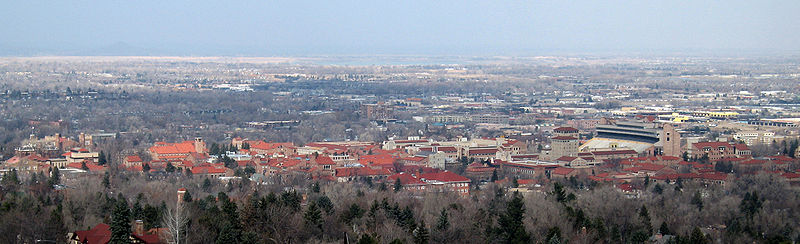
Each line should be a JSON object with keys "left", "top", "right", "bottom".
{"left": 1, "top": 1, "right": 800, "bottom": 244}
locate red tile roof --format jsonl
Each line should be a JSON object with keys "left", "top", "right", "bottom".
{"left": 733, "top": 143, "right": 750, "bottom": 151}
{"left": 191, "top": 166, "right": 228, "bottom": 174}
{"left": 387, "top": 173, "right": 426, "bottom": 185}
{"left": 73, "top": 223, "right": 111, "bottom": 244}
{"left": 316, "top": 155, "right": 336, "bottom": 165}
{"left": 419, "top": 171, "right": 470, "bottom": 183}
{"left": 617, "top": 183, "right": 634, "bottom": 192}
{"left": 134, "top": 233, "right": 162, "bottom": 244}
{"left": 72, "top": 223, "right": 161, "bottom": 244}
{"left": 149, "top": 141, "right": 198, "bottom": 155}
{"left": 516, "top": 179, "right": 536, "bottom": 186}
{"left": 401, "top": 156, "right": 426, "bottom": 162}
{"left": 359, "top": 154, "right": 396, "bottom": 166}
{"left": 126, "top": 155, "right": 143, "bottom": 162}
{"left": 66, "top": 161, "right": 106, "bottom": 171}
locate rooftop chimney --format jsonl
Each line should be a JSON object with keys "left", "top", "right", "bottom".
{"left": 134, "top": 220, "right": 144, "bottom": 235}
{"left": 177, "top": 188, "right": 187, "bottom": 205}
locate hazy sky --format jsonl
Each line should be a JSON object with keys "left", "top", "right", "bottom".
{"left": 2, "top": 0, "right": 799, "bottom": 56}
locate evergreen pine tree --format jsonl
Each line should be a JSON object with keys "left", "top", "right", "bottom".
{"left": 691, "top": 191, "right": 704, "bottom": 211}
{"left": 394, "top": 178, "right": 402, "bottom": 192}
{"left": 552, "top": 182, "right": 569, "bottom": 203}
{"left": 740, "top": 191, "right": 763, "bottom": 219}
{"left": 357, "top": 234, "right": 380, "bottom": 244}
{"left": 545, "top": 226, "right": 562, "bottom": 244}
{"left": 304, "top": 202, "right": 323, "bottom": 232}
{"left": 311, "top": 181, "right": 320, "bottom": 193}
{"left": 498, "top": 192, "right": 530, "bottom": 243}
{"left": 435, "top": 208, "right": 449, "bottom": 231}
{"left": 183, "top": 191, "right": 193, "bottom": 203}
{"left": 48, "top": 167, "right": 61, "bottom": 186}
{"left": 216, "top": 222, "right": 240, "bottom": 244}
{"left": 658, "top": 222, "right": 671, "bottom": 235}
{"left": 45, "top": 204, "right": 67, "bottom": 242}
{"left": 29, "top": 171, "right": 39, "bottom": 185}
{"left": 1, "top": 169, "right": 18, "bottom": 191}
{"left": 379, "top": 182, "right": 387, "bottom": 191}
{"left": 639, "top": 205, "right": 652, "bottom": 235}
{"left": 110, "top": 198, "right": 131, "bottom": 244}
{"left": 217, "top": 194, "right": 241, "bottom": 243}
{"left": 316, "top": 195, "right": 334, "bottom": 214}
{"left": 202, "top": 178, "right": 212, "bottom": 191}
{"left": 413, "top": 220, "right": 430, "bottom": 244}
{"left": 102, "top": 172, "right": 110, "bottom": 188}
{"left": 98, "top": 151, "right": 107, "bottom": 165}
{"left": 132, "top": 201, "right": 144, "bottom": 221}
{"left": 166, "top": 162, "right": 176, "bottom": 173}
{"left": 689, "top": 227, "right": 709, "bottom": 244}
{"left": 652, "top": 184, "right": 663, "bottom": 194}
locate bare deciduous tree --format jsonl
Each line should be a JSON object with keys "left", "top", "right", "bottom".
{"left": 161, "top": 204, "right": 190, "bottom": 244}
